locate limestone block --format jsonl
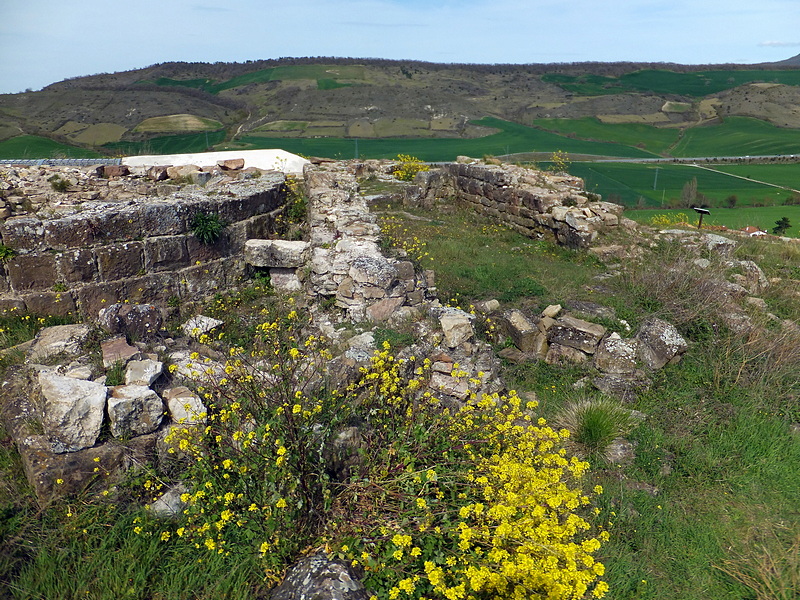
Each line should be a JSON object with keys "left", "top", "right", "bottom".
{"left": 545, "top": 343, "right": 588, "bottom": 365}
{"left": 439, "top": 310, "right": 475, "bottom": 348}
{"left": 147, "top": 483, "right": 189, "bottom": 518}
{"left": 56, "top": 248, "right": 97, "bottom": 283}
{"left": 107, "top": 385, "right": 164, "bottom": 438}
{"left": 182, "top": 315, "right": 223, "bottom": 338}
{"left": 101, "top": 335, "right": 141, "bottom": 368}
{"left": 144, "top": 236, "right": 189, "bottom": 272}
{"left": 547, "top": 315, "right": 606, "bottom": 354}
{"left": 501, "top": 309, "right": 539, "bottom": 353}
{"left": 217, "top": 158, "right": 245, "bottom": 170}
{"left": 349, "top": 255, "right": 396, "bottom": 289}
{"left": 163, "top": 386, "right": 207, "bottom": 425}
{"left": 23, "top": 292, "right": 77, "bottom": 318}
{"left": 98, "top": 303, "right": 164, "bottom": 340}
{"left": 1, "top": 216, "right": 45, "bottom": 252}
{"left": 365, "top": 296, "right": 404, "bottom": 322}
{"left": 245, "top": 239, "right": 310, "bottom": 268}
{"left": 167, "top": 165, "right": 201, "bottom": 180}
{"left": 268, "top": 553, "right": 369, "bottom": 600}
{"left": 29, "top": 324, "right": 92, "bottom": 363}
{"left": 543, "top": 304, "right": 563, "bottom": 319}
{"left": 7, "top": 253, "right": 58, "bottom": 292}
{"left": 635, "top": 318, "right": 688, "bottom": 369}
{"left": 125, "top": 359, "right": 163, "bottom": 386}
{"left": 429, "top": 372, "right": 470, "bottom": 400}
{"left": 95, "top": 242, "right": 144, "bottom": 281}
{"left": 269, "top": 268, "right": 303, "bottom": 292}
{"left": 593, "top": 333, "right": 639, "bottom": 374}
{"left": 38, "top": 372, "right": 107, "bottom": 453}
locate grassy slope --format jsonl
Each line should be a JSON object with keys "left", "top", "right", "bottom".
{"left": 533, "top": 118, "right": 679, "bottom": 155}
{"left": 375, "top": 197, "right": 800, "bottom": 600}
{"left": 570, "top": 162, "right": 789, "bottom": 208}
{"left": 0, "top": 135, "right": 101, "bottom": 159}
{"left": 543, "top": 68, "right": 800, "bottom": 97}
{"left": 671, "top": 117, "right": 800, "bottom": 157}
{"left": 624, "top": 205, "right": 800, "bottom": 236}
{"left": 239, "top": 117, "right": 653, "bottom": 161}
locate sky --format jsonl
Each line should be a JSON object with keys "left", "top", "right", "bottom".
{"left": 1, "top": 0, "right": 798, "bottom": 94}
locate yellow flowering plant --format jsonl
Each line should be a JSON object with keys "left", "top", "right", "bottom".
{"left": 392, "top": 154, "right": 429, "bottom": 182}
{"left": 137, "top": 291, "right": 607, "bottom": 598}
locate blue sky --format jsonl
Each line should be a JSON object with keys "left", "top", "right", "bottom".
{"left": 1, "top": 0, "right": 798, "bottom": 94}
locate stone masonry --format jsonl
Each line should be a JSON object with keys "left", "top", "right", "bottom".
{"left": 0, "top": 174, "right": 287, "bottom": 319}
{"left": 407, "top": 161, "right": 624, "bottom": 249}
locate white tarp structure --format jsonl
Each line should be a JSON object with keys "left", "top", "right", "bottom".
{"left": 122, "top": 149, "right": 309, "bottom": 175}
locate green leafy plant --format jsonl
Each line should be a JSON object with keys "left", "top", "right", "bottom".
{"left": 0, "top": 244, "right": 16, "bottom": 262}
{"left": 48, "top": 174, "right": 70, "bottom": 192}
{"left": 392, "top": 154, "right": 429, "bottom": 181}
{"left": 191, "top": 212, "right": 226, "bottom": 244}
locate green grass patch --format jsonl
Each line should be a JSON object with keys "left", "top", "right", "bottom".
{"left": 543, "top": 68, "right": 800, "bottom": 97}
{"left": 103, "top": 130, "right": 226, "bottom": 155}
{"left": 0, "top": 135, "right": 101, "bottom": 159}
{"left": 624, "top": 205, "right": 800, "bottom": 236}
{"left": 671, "top": 117, "right": 800, "bottom": 158}
{"left": 147, "top": 64, "right": 366, "bottom": 94}
{"left": 240, "top": 117, "right": 653, "bottom": 162}
{"left": 571, "top": 161, "right": 790, "bottom": 208}
{"left": 133, "top": 114, "right": 222, "bottom": 133}
{"left": 533, "top": 117, "right": 678, "bottom": 155}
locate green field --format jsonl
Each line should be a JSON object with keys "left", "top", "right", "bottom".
{"left": 671, "top": 117, "right": 800, "bottom": 157}
{"left": 570, "top": 162, "right": 791, "bottom": 208}
{"left": 543, "top": 69, "right": 800, "bottom": 97}
{"left": 533, "top": 118, "right": 676, "bottom": 155}
{"left": 148, "top": 64, "right": 366, "bottom": 95}
{"left": 706, "top": 162, "right": 800, "bottom": 190}
{"left": 237, "top": 117, "right": 653, "bottom": 161}
{"left": 0, "top": 135, "right": 101, "bottom": 159}
{"left": 624, "top": 205, "right": 800, "bottom": 236}
{"left": 104, "top": 130, "right": 226, "bottom": 155}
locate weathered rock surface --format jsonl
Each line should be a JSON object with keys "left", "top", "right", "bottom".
{"left": 635, "top": 318, "right": 688, "bottom": 369}
{"left": 101, "top": 335, "right": 141, "bottom": 367}
{"left": 28, "top": 324, "right": 91, "bottom": 363}
{"left": 547, "top": 315, "right": 606, "bottom": 354}
{"left": 182, "top": 315, "right": 223, "bottom": 338}
{"left": 163, "top": 386, "right": 207, "bottom": 424}
{"left": 124, "top": 359, "right": 163, "bottom": 386}
{"left": 593, "top": 333, "right": 639, "bottom": 374}
{"left": 107, "top": 385, "right": 164, "bottom": 438}
{"left": 98, "top": 303, "right": 163, "bottom": 340}
{"left": 268, "top": 554, "right": 370, "bottom": 600}
{"left": 37, "top": 371, "right": 107, "bottom": 453}
{"left": 438, "top": 309, "right": 475, "bottom": 348}
{"left": 245, "top": 239, "right": 310, "bottom": 268}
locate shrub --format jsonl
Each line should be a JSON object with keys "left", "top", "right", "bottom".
{"left": 392, "top": 154, "right": 429, "bottom": 182}
{"left": 48, "top": 174, "right": 70, "bottom": 192}
{"left": 141, "top": 298, "right": 609, "bottom": 599}
{"left": 191, "top": 212, "right": 226, "bottom": 244}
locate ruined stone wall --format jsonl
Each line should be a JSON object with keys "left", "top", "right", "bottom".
{"left": 411, "top": 162, "right": 625, "bottom": 249}
{"left": 0, "top": 176, "right": 287, "bottom": 319}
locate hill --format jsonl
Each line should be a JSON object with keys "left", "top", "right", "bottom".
{"left": 1, "top": 57, "right": 799, "bottom": 160}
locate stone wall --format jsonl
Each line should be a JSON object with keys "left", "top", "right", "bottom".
{"left": 0, "top": 175, "right": 287, "bottom": 319}
{"left": 409, "top": 161, "right": 625, "bottom": 249}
